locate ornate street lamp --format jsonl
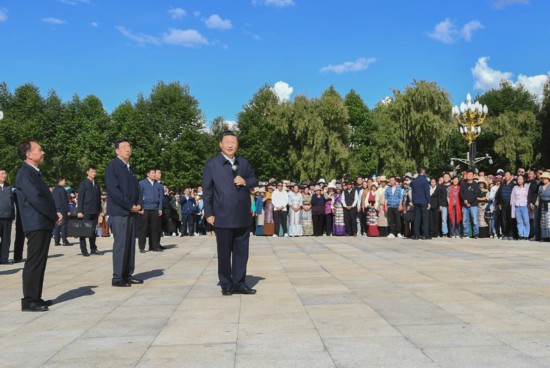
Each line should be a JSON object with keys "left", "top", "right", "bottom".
{"left": 450, "top": 94, "right": 492, "bottom": 170}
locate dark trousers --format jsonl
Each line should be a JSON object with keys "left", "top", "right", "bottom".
{"left": 138, "top": 210, "right": 161, "bottom": 250}
{"left": 387, "top": 208, "right": 401, "bottom": 236}
{"left": 344, "top": 207, "right": 357, "bottom": 235}
{"left": 413, "top": 204, "right": 429, "bottom": 238}
{"left": 428, "top": 208, "right": 440, "bottom": 237}
{"left": 111, "top": 216, "right": 136, "bottom": 282}
{"left": 14, "top": 212, "right": 24, "bottom": 261}
{"left": 79, "top": 214, "right": 99, "bottom": 253}
{"left": 312, "top": 214, "right": 325, "bottom": 236}
{"left": 215, "top": 227, "right": 250, "bottom": 290}
{"left": 53, "top": 215, "right": 68, "bottom": 245}
{"left": 181, "top": 213, "right": 194, "bottom": 236}
{"left": 325, "top": 213, "right": 333, "bottom": 235}
{"left": 500, "top": 202, "right": 512, "bottom": 237}
{"left": 358, "top": 210, "right": 367, "bottom": 235}
{"left": 0, "top": 219, "right": 13, "bottom": 261}
{"left": 22, "top": 230, "right": 52, "bottom": 302}
{"left": 273, "top": 210, "right": 288, "bottom": 235}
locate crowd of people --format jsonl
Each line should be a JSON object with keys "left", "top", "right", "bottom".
{"left": 244, "top": 167, "right": 550, "bottom": 242}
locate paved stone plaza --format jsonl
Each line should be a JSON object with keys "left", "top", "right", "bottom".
{"left": 1, "top": 234, "right": 550, "bottom": 367}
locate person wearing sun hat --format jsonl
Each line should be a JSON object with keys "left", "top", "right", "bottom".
{"left": 375, "top": 176, "right": 388, "bottom": 236}
{"left": 331, "top": 184, "right": 346, "bottom": 236}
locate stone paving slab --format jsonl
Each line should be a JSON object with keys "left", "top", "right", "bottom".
{"left": 0, "top": 235, "right": 550, "bottom": 367}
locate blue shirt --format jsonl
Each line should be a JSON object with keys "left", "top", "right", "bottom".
{"left": 384, "top": 186, "right": 403, "bottom": 208}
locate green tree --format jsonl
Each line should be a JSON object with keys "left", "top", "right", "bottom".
{"left": 478, "top": 81, "right": 542, "bottom": 170}
{"left": 237, "top": 86, "right": 291, "bottom": 180}
{"left": 344, "top": 89, "right": 376, "bottom": 177}
{"left": 538, "top": 79, "right": 550, "bottom": 168}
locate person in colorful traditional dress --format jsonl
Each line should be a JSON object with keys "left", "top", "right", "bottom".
{"left": 287, "top": 184, "right": 303, "bottom": 237}
{"left": 448, "top": 176, "right": 463, "bottom": 238}
{"left": 332, "top": 184, "right": 346, "bottom": 236}
{"left": 301, "top": 186, "right": 313, "bottom": 236}
{"left": 255, "top": 188, "right": 265, "bottom": 236}
{"left": 538, "top": 172, "right": 550, "bottom": 241}
{"left": 366, "top": 183, "right": 380, "bottom": 237}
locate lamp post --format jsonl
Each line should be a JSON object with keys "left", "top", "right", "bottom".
{"left": 450, "top": 94, "right": 492, "bottom": 171}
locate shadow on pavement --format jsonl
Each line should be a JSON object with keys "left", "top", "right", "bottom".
{"left": 246, "top": 275, "right": 266, "bottom": 288}
{"left": 54, "top": 285, "right": 97, "bottom": 304}
{"left": 133, "top": 269, "right": 164, "bottom": 281}
{"left": 160, "top": 244, "right": 177, "bottom": 249}
{"left": 0, "top": 268, "right": 22, "bottom": 275}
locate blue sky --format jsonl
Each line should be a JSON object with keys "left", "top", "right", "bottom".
{"left": 0, "top": 0, "right": 549, "bottom": 124}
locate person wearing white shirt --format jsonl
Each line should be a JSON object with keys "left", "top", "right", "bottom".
{"left": 271, "top": 182, "right": 289, "bottom": 237}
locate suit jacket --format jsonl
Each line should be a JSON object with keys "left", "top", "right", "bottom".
{"left": 180, "top": 195, "right": 197, "bottom": 214}
{"left": 15, "top": 163, "right": 57, "bottom": 232}
{"left": 411, "top": 175, "right": 430, "bottom": 205}
{"left": 77, "top": 178, "right": 102, "bottom": 215}
{"left": 202, "top": 153, "right": 257, "bottom": 228}
{"left": 105, "top": 157, "right": 142, "bottom": 217}
{"left": 52, "top": 184, "right": 69, "bottom": 214}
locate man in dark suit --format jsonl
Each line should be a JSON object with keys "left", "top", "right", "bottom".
{"left": 77, "top": 164, "right": 104, "bottom": 256}
{"left": 105, "top": 139, "right": 144, "bottom": 287}
{"left": 52, "top": 176, "right": 70, "bottom": 246}
{"left": 202, "top": 131, "right": 258, "bottom": 296}
{"left": 0, "top": 168, "right": 15, "bottom": 264}
{"left": 179, "top": 188, "right": 196, "bottom": 236}
{"left": 16, "top": 141, "right": 62, "bottom": 312}
{"left": 410, "top": 166, "right": 431, "bottom": 240}
{"left": 138, "top": 167, "right": 163, "bottom": 253}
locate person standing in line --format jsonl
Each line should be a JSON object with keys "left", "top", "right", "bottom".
{"left": 410, "top": 167, "right": 431, "bottom": 240}
{"left": 287, "top": 184, "right": 303, "bottom": 237}
{"left": 384, "top": 176, "right": 403, "bottom": 238}
{"left": 179, "top": 188, "right": 196, "bottom": 237}
{"left": 428, "top": 178, "right": 442, "bottom": 238}
{"left": 271, "top": 182, "right": 289, "bottom": 237}
{"left": 76, "top": 165, "right": 105, "bottom": 256}
{"left": 137, "top": 167, "right": 163, "bottom": 253}
{"left": 16, "top": 141, "right": 62, "bottom": 311}
{"left": 12, "top": 191, "right": 25, "bottom": 263}
{"left": 343, "top": 180, "right": 359, "bottom": 236}
{"left": 52, "top": 176, "right": 71, "bottom": 246}
{"left": 538, "top": 171, "right": 550, "bottom": 242}
{"left": 105, "top": 139, "right": 144, "bottom": 287}
{"left": 0, "top": 168, "right": 15, "bottom": 264}
{"left": 496, "top": 171, "right": 516, "bottom": 240}
{"left": 202, "top": 131, "right": 258, "bottom": 295}
{"left": 439, "top": 173, "right": 452, "bottom": 238}
{"left": 511, "top": 175, "right": 531, "bottom": 240}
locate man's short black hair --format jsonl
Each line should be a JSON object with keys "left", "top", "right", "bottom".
{"left": 87, "top": 164, "right": 97, "bottom": 171}
{"left": 114, "top": 139, "right": 130, "bottom": 149}
{"left": 146, "top": 167, "right": 156, "bottom": 174}
{"left": 0, "top": 167, "right": 6, "bottom": 172}
{"left": 18, "top": 141, "right": 33, "bottom": 161}
{"left": 219, "top": 130, "right": 238, "bottom": 142}
{"left": 417, "top": 166, "right": 426, "bottom": 174}
{"left": 57, "top": 176, "right": 66, "bottom": 184}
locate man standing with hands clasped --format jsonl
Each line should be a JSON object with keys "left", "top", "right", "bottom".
{"left": 16, "top": 141, "right": 63, "bottom": 311}
{"left": 105, "top": 139, "right": 144, "bottom": 287}
{"left": 202, "top": 131, "right": 258, "bottom": 296}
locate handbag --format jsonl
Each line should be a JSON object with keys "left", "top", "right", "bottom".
{"left": 66, "top": 219, "right": 96, "bottom": 238}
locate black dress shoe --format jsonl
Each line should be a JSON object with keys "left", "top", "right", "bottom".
{"left": 54, "top": 243, "right": 61, "bottom": 246}
{"left": 63, "top": 242, "right": 72, "bottom": 246}
{"left": 39, "top": 299, "right": 53, "bottom": 307}
{"left": 140, "top": 249, "right": 146, "bottom": 253}
{"left": 91, "top": 249, "right": 104, "bottom": 255}
{"left": 151, "top": 248, "right": 163, "bottom": 252}
{"left": 233, "top": 285, "right": 257, "bottom": 295}
{"left": 82, "top": 252, "right": 90, "bottom": 257}
{"left": 221, "top": 288, "right": 233, "bottom": 296}
{"left": 13, "top": 259, "right": 23, "bottom": 263}
{"left": 159, "top": 245, "right": 167, "bottom": 250}
{"left": 126, "top": 277, "right": 143, "bottom": 284}
{"left": 21, "top": 300, "right": 48, "bottom": 312}
{"left": 0, "top": 259, "right": 13, "bottom": 265}
{"left": 112, "top": 280, "right": 131, "bottom": 287}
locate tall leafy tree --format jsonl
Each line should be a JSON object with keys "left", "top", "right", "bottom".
{"left": 345, "top": 89, "right": 376, "bottom": 177}
{"left": 237, "top": 86, "right": 290, "bottom": 180}
{"left": 538, "top": 79, "right": 550, "bottom": 168}
{"left": 478, "top": 81, "right": 541, "bottom": 170}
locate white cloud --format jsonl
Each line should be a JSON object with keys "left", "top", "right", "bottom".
{"left": 472, "top": 56, "right": 550, "bottom": 99}
{"left": 168, "top": 7, "right": 186, "bottom": 19}
{"left": 428, "top": 18, "right": 483, "bottom": 44}
{"left": 0, "top": 8, "right": 7, "bottom": 23}
{"left": 116, "top": 26, "right": 161, "bottom": 46}
{"left": 59, "top": 0, "right": 89, "bottom": 5}
{"left": 494, "top": 0, "right": 529, "bottom": 9}
{"left": 162, "top": 28, "right": 209, "bottom": 47}
{"left": 193, "top": 11, "right": 201, "bottom": 17}
{"left": 204, "top": 14, "right": 232, "bottom": 30}
{"left": 320, "top": 57, "right": 376, "bottom": 74}
{"left": 91, "top": 21, "right": 98, "bottom": 28}
{"left": 42, "top": 17, "right": 67, "bottom": 25}
{"left": 253, "top": 0, "right": 295, "bottom": 7}
{"left": 461, "top": 20, "right": 484, "bottom": 42}
{"left": 224, "top": 120, "right": 238, "bottom": 130}
{"left": 272, "top": 81, "right": 293, "bottom": 102}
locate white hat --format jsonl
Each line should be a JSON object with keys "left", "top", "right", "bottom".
{"left": 317, "top": 178, "right": 326, "bottom": 184}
